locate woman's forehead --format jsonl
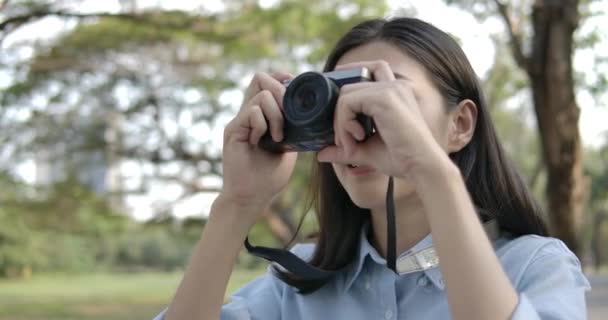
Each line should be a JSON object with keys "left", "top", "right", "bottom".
{"left": 335, "top": 41, "right": 427, "bottom": 81}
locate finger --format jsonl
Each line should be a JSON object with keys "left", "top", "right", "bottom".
{"left": 333, "top": 104, "right": 342, "bottom": 147}
{"left": 334, "top": 122, "right": 342, "bottom": 147}
{"left": 270, "top": 71, "right": 295, "bottom": 84}
{"left": 247, "top": 105, "right": 268, "bottom": 145}
{"left": 342, "top": 129, "right": 357, "bottom": 157}
{"left": 334, "top": 92, "right": 361, "bottom": 154}
{"left": 339, "top": 88, "right": 387, "bottom": 120}
{"left": 339, "top": 114, "right": 365, "bottom": 157}
{"left": 317, "top": 145, "right": 347, "bottom": 164}
{"left": 248, "top": 90, "right": 284, "bottom": 142}
{"left": 339, "top": 81, "right": 376, "bottom": 94}
{"left": 343, "top": 119, "right": 366, "bottom": 141}
{"left": 224, "top": 119, "right": 248, "bottom": 143}
{"left": 318, "top": 134, "right": 384, "bottom": 165}
{"left": 242, "top": 72, "right": 288, "bottom": 110}
{"left": 335, "top": 60, "right": 396, "bottom": 82}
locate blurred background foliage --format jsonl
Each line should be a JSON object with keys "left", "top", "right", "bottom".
{"left": 0, "top": 0, "right": 393, "bottom": 281}
{"left": 0, "top": 0, "right": 607, "bottom": 318}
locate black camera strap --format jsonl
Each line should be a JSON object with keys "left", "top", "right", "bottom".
{"left": 244, "top": 176, "right": 498, "bottom": 282}
{"left": 244, "top": 237, "right": 338, "bottom": 281}
{"left": 386, "top": 176, "right": 397, "bottom": 272}
{"left": 244, "top": 176, "right": 399, "bottom": 281}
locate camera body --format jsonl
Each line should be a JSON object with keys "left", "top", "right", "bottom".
{"left": 259, "top": 67, "right": 374, "bottom": 152}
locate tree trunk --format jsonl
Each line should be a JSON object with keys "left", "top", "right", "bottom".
{"left": 591, "top": 210, "right": 607, "bottom": 270}
{"left": 528, "top": 0, "right": 585, "bottom": 256}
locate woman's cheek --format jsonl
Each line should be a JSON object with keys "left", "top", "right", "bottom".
{"left": 335, "top": 175, "right": 391, "bottom": 209}
{"left": 338, "top": 173, "right": 418, "bottom": 209}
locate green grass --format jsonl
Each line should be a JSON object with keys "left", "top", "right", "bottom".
{"left": 0, "top": 268, "right": 266, "bottom": 320}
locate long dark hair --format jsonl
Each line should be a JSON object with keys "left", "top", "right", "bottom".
{"left": 275, "top": 17, "right": 548, "bottom": 293}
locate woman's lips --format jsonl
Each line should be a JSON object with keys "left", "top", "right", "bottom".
{"left": 347, "top": 164, "right": 376, "bottom": 175}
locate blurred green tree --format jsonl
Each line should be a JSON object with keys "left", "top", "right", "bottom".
{"left": 0, "top": 0, "right": 388, "bottom": 248}
{"left": 2, "top": 0, "right": 606, "bottom": 261}
{"left": 583, "top": 142, "right": 608, "bottom": 269}
{"left": 0, "top": 171, "right": 129, "bottom": 277}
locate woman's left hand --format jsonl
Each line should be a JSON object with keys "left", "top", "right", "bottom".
{"left": 317, "top": 60, "right": 452, "bottom": 181}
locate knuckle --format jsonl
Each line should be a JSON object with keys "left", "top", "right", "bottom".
{"left": 244, "top": 92, "right": 260, "bottom": 108}
{"left": 252, "top": 72, "right": 265, "bottom": 82}
{"left": 377, "top": 60, "right": 390, "bottom": 68}
{"left": 395, "top": 79, "right": 408, "bottom": 88}
{"left": 259, "top": 89, "right": 273, "bottom": 101}
{"left": 396, "top": 81, "right": 413, "bottom": 98}
{"left": 391, "top": 81, "right": 405, "bottom": 92}
{"left": 243, "top": 96, "right": 257, "bottom": 108}
{"left": 341, "top": 83, "right": 354, "bottom": 92}
{"left": 250, "top": 104, "right": 263, "bottom": 115}
{"left": 384, "top": 89, "right": 399, "bottom": 104}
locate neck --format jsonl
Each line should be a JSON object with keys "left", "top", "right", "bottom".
{"left": 369, "top": 188, "right": 430, "bottom": 259}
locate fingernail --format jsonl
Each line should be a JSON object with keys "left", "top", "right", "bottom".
{"left": 355, "top": 132, "right": 364, "bottom": 141}
{"left": 274, "top": 132, "right": 283, "bottom": 142}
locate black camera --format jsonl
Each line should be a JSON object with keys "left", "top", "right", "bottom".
{"left": 259, "top": 67, "right": 375, "bottom": 152}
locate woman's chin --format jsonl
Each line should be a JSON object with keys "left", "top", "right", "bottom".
{"left": 344, "top": 179, "right": 418, "bottom": 209}
{"left": 345, "top": 189, "right": 386, "bottom": 209}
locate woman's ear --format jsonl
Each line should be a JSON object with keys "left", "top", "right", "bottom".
{"left": 447, "top": 99, "right": 478, "bottom": 153}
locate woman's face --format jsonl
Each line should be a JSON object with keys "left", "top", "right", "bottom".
{"left": 331, "top": 40, "right": 453, "bottom": 209}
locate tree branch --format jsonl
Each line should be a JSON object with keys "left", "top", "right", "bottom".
{"left": 0, "top": 10, "right": 143, "bottom": 34}
{"left": 493, "top": 0, "right": 530, "bottom": 72}
{"left": 0, "top": 8, "right": 224, "bottom": 44}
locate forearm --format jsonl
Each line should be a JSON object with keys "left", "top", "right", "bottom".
{"left": 414, "top": 161, "right": 518, "bottom": 320}
{"left": 165, "top": 197, "right": 259, "bottom": 320}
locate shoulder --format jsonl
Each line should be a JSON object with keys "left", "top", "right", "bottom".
{"left": 222, "top": 242, "right": 320, "bottom": 319}
{"left": 228, "top": 243, "right": 316, "bottom": 300}
{"left": 494, "top": 234, "right": 589, "bottom": 290}
{"left": 496, "top": 234, "right": 573, "bottom": 260}
{"left": 495, "top": 234, "right": 576, "bottom": 265}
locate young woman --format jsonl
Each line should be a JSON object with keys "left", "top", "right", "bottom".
{"left": 155, "top": 17, "right": 590, "bottom": 320}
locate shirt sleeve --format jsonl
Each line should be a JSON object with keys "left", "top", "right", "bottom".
{"left": 151, "top": 266, "right": 283, "bottom": 320}
{"left": 510, "top": 238, "right": 591, "bottom": 320}
{"left": 219, "top": 266, "right": 285, "bottom": 320}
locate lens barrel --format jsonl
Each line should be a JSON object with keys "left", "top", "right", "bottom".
{"left": 283, "top": 72, "right": 338, "bottom": 128}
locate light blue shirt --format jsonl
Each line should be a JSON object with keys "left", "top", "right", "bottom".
{"left": 154, "top": 224, "right": 590, "bottom": 319}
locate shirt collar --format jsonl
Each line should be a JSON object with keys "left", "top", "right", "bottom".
{"left": 344, "top": 221, "right": 445, "bottom": 291}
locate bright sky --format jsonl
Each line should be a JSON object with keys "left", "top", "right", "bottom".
{"left": 5, "top": 0, "right": 608, "bottom": 220}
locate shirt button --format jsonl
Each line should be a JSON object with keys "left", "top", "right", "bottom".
{"left": 384, "top": 310, "right": 393, "bottom": 319}
{"left": 365, "top": 281, "right": 371, "bottom": 290}
{"left": 416, "top": 275, "right": 429, "bottom": 287}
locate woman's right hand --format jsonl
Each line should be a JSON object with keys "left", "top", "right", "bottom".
{"left": 217, "top": 72, "right": 297, "bottom": 222}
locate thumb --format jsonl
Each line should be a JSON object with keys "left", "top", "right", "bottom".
{"left": 317, "top": 134, "right": 383, "bottom": 165}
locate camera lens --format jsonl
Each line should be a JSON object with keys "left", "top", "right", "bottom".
{"left": 283, "top": 72, "right": 338, "bottom": 128}
{"left": 294, "top": 83, "right": 318, "bottom": 112}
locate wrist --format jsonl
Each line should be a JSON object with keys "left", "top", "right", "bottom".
{"left": 209, "top": 194, "right": 268, "bottom": 230}
{"left": 411, "top": 153, "right": 461, "bottom": 188}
